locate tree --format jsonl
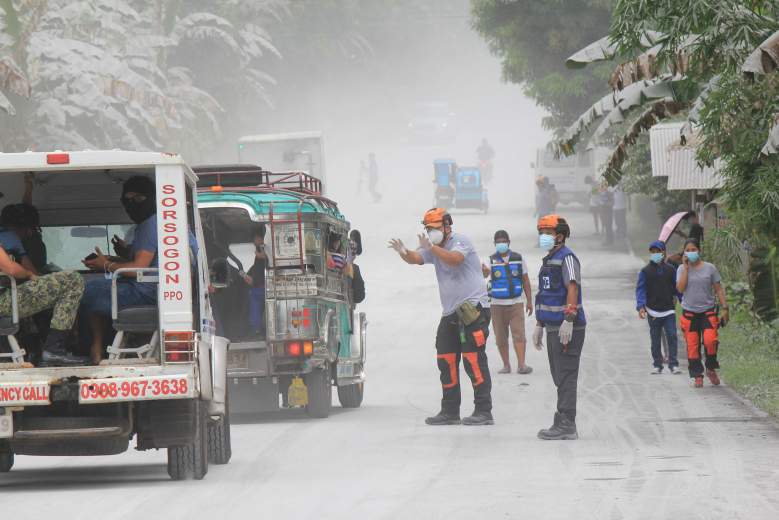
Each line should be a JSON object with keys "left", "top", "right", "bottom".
{"left": 0, "top": 0, "right": 285, "bottom": 159}
{"left": 471, "top": 0, "right": 614, "bottom": 130}
{"left": 557, "top": 0, "right": 779, "bottom": 319}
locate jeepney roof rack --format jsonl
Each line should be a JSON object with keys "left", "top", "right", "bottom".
{"left": 194, "top": 164, "right": 322, "bottom": 196}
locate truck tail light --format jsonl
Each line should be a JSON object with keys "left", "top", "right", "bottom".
{"left": 164, "top": 331, "right": 195, "bottom": 363}
{"left": 46, "top": 153, "right": 70, "bottom": 165}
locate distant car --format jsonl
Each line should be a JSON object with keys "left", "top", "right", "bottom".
{"left": 407, "top": 102, "right": 456, "bottom": 143}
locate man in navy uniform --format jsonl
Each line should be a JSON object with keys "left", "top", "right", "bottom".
{"left": 533, "top": 215, "right": 586, "bottom": 440}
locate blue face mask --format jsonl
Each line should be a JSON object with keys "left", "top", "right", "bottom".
{"left": 685, "top": 251, "right": 700, "bottom": 263}
{"left": 539, "top": 234, "right": 556, "bottom": 251}
{"left": 650, "top": 252, "right": 664, "bottom": 264}
{"left": 495, "top": 243, "right": 509, "bottom": 255}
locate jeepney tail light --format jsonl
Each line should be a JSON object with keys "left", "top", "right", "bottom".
{"left": 285, "top": 341, "right": 314, "bottom": 357}
{"left": 47, "top": 153, "right": 70, "bottom": 165}
{"left": 287, "top": 342, "right": 302, "bottom": 357}
{"left": 164, "top": 331, "right": 195, "bottom": 363}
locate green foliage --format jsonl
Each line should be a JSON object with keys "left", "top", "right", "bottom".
{"left": 706, "top": 227, "right": 748, "bottom": 283}
{"left": 697, "top": 73, "right": 779, "bottom": 240}
{"left": 471, "top": 0, "right": 614, "bottom": 129}
{"left": 749, "top": 245, "right": 779, "bottom": 321}
{"left": 610, "top": 0, "right": 779, "bottom": 75}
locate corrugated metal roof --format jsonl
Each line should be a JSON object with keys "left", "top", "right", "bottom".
{"left": 649, "top": 121, "right": 685, "bottom": 177}
{"left": 665, "top": 148, "right": 723, "bottom": 190}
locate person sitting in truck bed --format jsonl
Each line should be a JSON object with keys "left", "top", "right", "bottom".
{"left": 0, "top": 173, "right": 47, "bottom": 274}
{"left": 80, "top": 176, "right": 198, "bottom": 364}
{"left": 0, "top": 243, "right": 86, "bottom": 366}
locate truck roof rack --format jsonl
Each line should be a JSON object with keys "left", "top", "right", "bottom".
{"left": 193, "top": 164, "right": 322, "bottom": 196}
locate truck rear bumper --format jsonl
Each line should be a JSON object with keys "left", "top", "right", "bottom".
{"left": 0, "top": 364, "right": 197, "bottom": 408}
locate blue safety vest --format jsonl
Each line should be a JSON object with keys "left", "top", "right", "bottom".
{"left": 535, "top": 246, "right": 586, "bottom": 326}
{"left": 489, "top": 251, "right": 523, "bottom": 299}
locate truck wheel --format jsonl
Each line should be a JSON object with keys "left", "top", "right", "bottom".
{"left": 337, "top": 382, "right": 364, "bottom": 408}
{"left": 0, "top": 442, "right": 13, "bottom": 473}
{"left": 167, "top": 399, "right": 209, "bottom": 480}
{"left": 305, "top": 365, "right": 332, "bottom": 418}
{"left": 208, "top": 393, "right": 232, "bottom": 465}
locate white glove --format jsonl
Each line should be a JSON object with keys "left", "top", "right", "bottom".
{"left": 558, "top": 319, "right": 574, "bottom": 345}
{"left": 417, "top": 233, "right": 432, "bottom": 251}
{"left": 532, "top": 324, "right": 544, "bottom": 350}
{"left": 388, "top": 238, "right": 408, "bottom": 255}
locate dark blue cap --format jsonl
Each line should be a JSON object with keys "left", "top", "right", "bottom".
{"left": 649, "top": 240, "right": 666, "bottom": 251}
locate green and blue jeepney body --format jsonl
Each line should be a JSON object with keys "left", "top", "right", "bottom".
{"left": 196, "top": 167, "right": 365, "bottom": 415}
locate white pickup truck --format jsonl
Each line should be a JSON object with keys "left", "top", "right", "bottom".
{"left": 0, "top": 151, "right": 230, "bottom": 480}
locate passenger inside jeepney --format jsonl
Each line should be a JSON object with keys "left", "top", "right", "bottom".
{"left": 240, "top": 222, "right": 267, "bottom": 336}
{"left": 204, "top": 214, "right": 269, "bottom": 340}
{"left": 326, "top": 231, "right": 348, "bottom": 273}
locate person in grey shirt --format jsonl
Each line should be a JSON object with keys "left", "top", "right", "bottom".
{"left": 676, "top": 239, "right": 729, "bottom": 387}
{"left": 389, "top": 208, "right": 493, "bottom": 426}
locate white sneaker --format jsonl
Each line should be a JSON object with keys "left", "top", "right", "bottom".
{"left": 650, "top": 367, "right": 663, "bottom": 374}
{"left": 670, "top": 366, "right": 682, "bottom": 375}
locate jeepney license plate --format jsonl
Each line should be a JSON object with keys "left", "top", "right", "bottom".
{"left": 79, "top": 375, "right": 193, "bottom": 404}
{"left": 337, "top": 363, "right": 354, "bottom": 378}
{"left": 227, "top": 350, "right": 249, "bottom": 370}
{"left": 0, "top": 381, "right": 50, "bottom": 406}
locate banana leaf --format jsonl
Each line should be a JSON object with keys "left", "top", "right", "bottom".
{"left": 742, "top": 29, "right": 779, "bottom": 77}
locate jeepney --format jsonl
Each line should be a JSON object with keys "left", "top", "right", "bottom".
{"left": 196, "top": 166, "right": 366, "bottom": 418}
{"left": 0, "top": 151, "right": 230, "bottom": 480}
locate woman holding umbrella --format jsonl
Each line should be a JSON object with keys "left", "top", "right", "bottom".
{"left": 676, "top": 239, "right": 729, "bottom": 388}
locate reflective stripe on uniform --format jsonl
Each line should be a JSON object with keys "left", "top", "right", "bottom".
{"left": 536, "top": 304, "right": 566, "bottom": 312}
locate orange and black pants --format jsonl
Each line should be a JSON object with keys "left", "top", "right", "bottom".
{"left": 435, "top": 307, "right": 492, "bottom": 416}
{"left": 680, "top": 309, "right": 720, "bottom": 378}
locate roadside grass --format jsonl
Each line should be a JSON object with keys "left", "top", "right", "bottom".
{"left": 719, "top": 310, "right": 779, "bottom": 418}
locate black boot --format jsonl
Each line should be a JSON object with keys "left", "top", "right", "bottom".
{"left": 425, "top": 411, "right": 461, "bottom": 425}
{"left": 462, "top": 410, "right": 494, "bottom": 426}
{"left": 40, "top": 330, "right": 87, "bottom": 367}
{"left": 537, "top": 412, "right": 578, "bottom": 440}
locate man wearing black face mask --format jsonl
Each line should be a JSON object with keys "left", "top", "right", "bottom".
{"left": 80, "top": 176, "right": 165, "bottom": 364}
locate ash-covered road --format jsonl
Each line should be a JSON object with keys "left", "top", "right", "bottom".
{"left": 2, "top": 148, "right": 778, "bottom": 520}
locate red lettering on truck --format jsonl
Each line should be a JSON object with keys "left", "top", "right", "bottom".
{"left": 160, "top": 184, "right": 183, "bottom": 298}
{"left": 0, "top": 384, "right": 49, "bottom": 404}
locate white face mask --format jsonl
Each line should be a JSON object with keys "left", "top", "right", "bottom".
{"left": 427, "top": 228, "right": 444, "bottom": 245}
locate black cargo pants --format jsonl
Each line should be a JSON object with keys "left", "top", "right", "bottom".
{"left": 435, "top": 306, "right": 492, "bottom": 416}
{"left": 546, "top": 326, "right": 585, "bottom": 421}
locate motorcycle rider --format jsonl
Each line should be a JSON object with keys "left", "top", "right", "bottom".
{"left": 389, "top": 208, "right": 493, "bottom": 426}
{"left": 533, "top": 214, "right": 586, "bottom": 440}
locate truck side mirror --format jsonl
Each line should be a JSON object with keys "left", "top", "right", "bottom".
{"left": 349, "top": 229, "right": 363, "bottom": 256}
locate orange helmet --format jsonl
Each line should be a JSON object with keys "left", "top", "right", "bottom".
{"left": 422, "top": 207, "right": 452, "bottom": 229}
{"left": 537, "top": 214, "right": 571, "bottom": 238}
